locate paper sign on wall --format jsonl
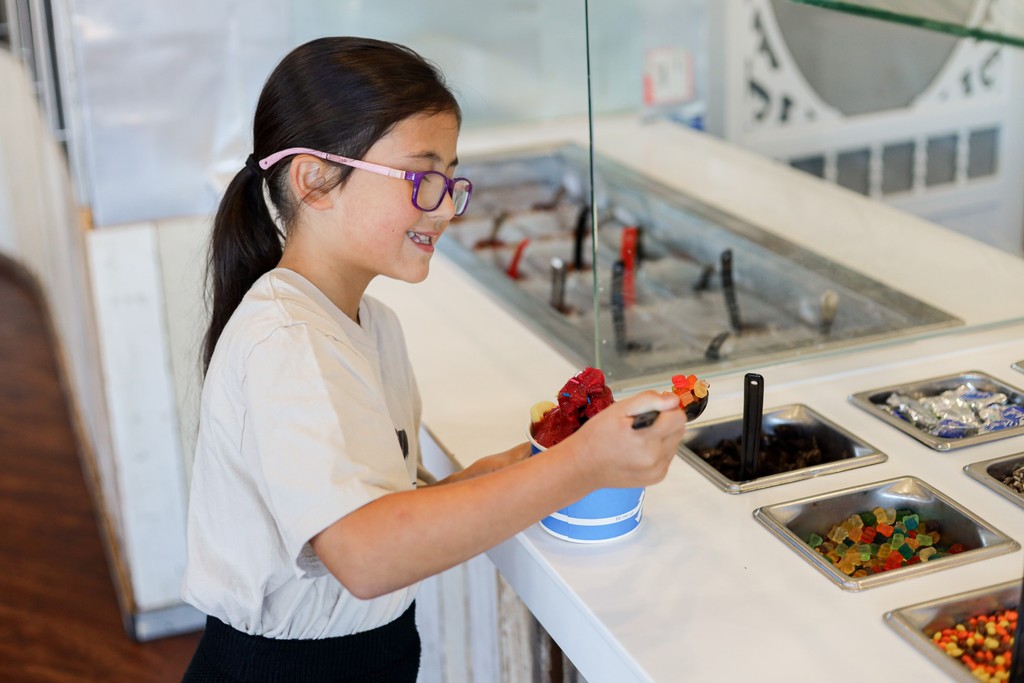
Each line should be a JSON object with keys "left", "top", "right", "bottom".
{"left": 644, "top": 47, "right": 695, "bottom": 106}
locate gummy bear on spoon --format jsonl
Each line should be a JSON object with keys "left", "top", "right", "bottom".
{"left": 631, "top": 372, "right": 711, "bottom": 429}
{"left": 671, "top": 373, "right": 711, "bottom": 421}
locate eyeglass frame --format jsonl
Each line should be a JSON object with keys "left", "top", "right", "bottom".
{"left": 258, "top": 147, "right": 473, "bottom": 216}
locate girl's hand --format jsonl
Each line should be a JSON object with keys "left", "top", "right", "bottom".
{"left": 559, "top": 390, "right": 687, "bottom": 491}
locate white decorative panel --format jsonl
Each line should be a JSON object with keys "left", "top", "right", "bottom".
{"left": 155, "top": 216, "right": 209, "bottom": 483}
{"left": 87, "top": 224, "right": 189, "bottom": 611}
{"left": 710, "top": 0, "right": 1024, "bottom": 256}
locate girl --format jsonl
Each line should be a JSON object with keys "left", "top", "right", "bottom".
{"left": 181, "top": 36, "right": 687, "bottom": 683}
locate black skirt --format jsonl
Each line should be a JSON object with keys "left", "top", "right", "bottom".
{"left": 181, "top": 602, "right": 420, "bottom": 683}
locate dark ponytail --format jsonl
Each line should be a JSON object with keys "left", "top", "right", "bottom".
{"left": 201, "top": 37, "right": 461, "bottom": 373}
{"left": 202, "top": 160, "right": 281, "bottom": 371}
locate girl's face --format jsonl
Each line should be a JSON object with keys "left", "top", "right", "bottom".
{"left": 324, "top": 110, "right": 462, "bottom": 288}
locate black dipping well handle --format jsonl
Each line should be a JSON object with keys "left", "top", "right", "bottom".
{"left": 611, "top": 260, "right": 627, "bottom": 353}
{"left": 550, "top": 257, "right": 567, "bottom": 312}
{"left": 573, "top": 204, "right": 590, "bottom": 271}
{"left": 721, "top": 249, "right": 743, "bottom": 333}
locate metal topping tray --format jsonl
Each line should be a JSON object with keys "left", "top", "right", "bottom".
{"left": 849, "top": 371, "right": 1024, "bottom": 451}
{"left": 964, "top": 452, "right": 1024, "bottom": 511}
{"left": 677, "top": 403, "right": 886, "bottom": 494}
{"left": 753, "top": 476, "right": 1019, "bottom": 591}
{"left": 885, "top": 580, "right": 1020, "bottom": 683}
{"left": 1014, "top": 360, "right": 1024, "bottom": 374}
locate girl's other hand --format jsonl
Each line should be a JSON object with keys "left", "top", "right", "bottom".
{"left": 433, "top": 441, "right": 531, "bottom": 486}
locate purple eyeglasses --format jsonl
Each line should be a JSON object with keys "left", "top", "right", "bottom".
{"left": 258, "top": 147, "right": 473, "bottom": 216}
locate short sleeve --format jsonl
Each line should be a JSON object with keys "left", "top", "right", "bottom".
{"left": 241, "top": 323, "right": 412, "bottom": 577}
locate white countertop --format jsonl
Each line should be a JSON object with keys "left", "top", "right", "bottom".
{"left": 372, "top": 251, "right": 1024, "bottom": 682}
{"left": 367, "top": 117, "right": 1024, "bottom": 682}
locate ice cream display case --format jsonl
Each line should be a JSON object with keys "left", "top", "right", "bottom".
{"left": 443, "top": 144, "right": 961, "bottom": 387}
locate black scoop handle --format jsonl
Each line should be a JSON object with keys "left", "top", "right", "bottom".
{"left": 739, "top": 373, "right": 764, "bottom": 481}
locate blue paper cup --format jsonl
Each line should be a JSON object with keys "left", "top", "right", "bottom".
{"left": 528, "top": 428, "right": 645, "bottom": 543}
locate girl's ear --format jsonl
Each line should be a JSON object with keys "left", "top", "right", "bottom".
{"left": 289, "top": 155, "right": 335, "bottom": 209}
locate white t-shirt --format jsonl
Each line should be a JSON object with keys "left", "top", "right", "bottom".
{"left": 182, "top": 268, "right": 422, "bottom": 639}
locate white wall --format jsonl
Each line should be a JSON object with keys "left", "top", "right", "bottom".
{"left": 69, "top": 1, "right": 591, "bottom": 226}
{"left": 68, "top": 0, "right": 711, "bottom": 227}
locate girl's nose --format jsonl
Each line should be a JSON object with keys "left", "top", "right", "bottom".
{"left": 430, "top": 189, "right": 457, "bottom": 220}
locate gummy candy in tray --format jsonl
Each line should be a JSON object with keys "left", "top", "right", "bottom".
{"left": 806, "top": 507, "right": 967, "bottom": 577}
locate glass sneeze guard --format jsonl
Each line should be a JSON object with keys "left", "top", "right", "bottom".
{"left": 442, "top": 144, "right": 961, "bottom": 390}
{"left": 787, "top": 0, "right": 1024, "bottom": 48}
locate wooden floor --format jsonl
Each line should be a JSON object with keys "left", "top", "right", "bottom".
{"left": 0, "top": 263, "right": 200, "bottom": 682}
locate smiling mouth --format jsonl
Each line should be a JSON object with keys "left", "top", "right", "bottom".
{"left": 407, "top": 231, "right": 433, "bottom": 246}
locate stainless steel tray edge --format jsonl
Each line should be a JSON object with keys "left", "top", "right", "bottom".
{"left": 884, "top": 580, "right": 1021, "bottom": 683}
{"left": 679, "top": 403, "right": 887, "bottom": 494}
{"left": 964, "top": 452, "right": 1024, "bottom": 511}
{"left": 753, "top": 476, "right": 1020, "bottom": 591}
{"left": 751, "top": 506, "right": 860, "bottom": 590}
{"left": 883, "top": 613, "right": 977, "bottom": 683}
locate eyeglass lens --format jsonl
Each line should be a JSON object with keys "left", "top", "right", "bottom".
{"left": 416, "top": 172, "right": 472, "bottom": 216}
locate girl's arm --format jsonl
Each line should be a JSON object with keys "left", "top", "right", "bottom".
{"left": 310, "top": 391, "right": 686, "bottom": 599}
